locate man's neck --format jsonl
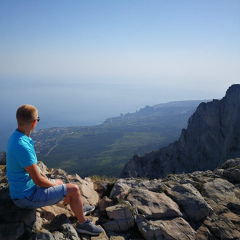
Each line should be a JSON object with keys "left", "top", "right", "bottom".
{"left": 17, "top": 127, "right": 31, "bottom": 137}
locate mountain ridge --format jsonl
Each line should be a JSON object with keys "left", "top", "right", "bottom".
{"left": 121, "top": 84, "right": 240, "bottom": 179}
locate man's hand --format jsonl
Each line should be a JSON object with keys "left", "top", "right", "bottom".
{"left": 39, "top": 169, "right": 63, "bottom": 185}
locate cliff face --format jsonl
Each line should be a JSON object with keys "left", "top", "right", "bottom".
{"left": 121, "top": 84, "right": 240, "bottom": 179}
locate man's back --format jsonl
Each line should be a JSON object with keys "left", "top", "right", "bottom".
{"left": 6, "top": 129, "right": 37, "bottom": 199}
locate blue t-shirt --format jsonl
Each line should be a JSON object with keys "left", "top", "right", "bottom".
{"left": 6, "top": 129, "right": 38, "bottom": 199}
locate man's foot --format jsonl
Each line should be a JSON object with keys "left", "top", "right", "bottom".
{"left": 76, "top": 219, "right": 103, "bottom": 236}
{"left": 83, "top": 204, "right": 95, "bottom": 215}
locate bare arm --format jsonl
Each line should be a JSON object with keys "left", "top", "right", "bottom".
{"left": 25, "top": 163, "right": 58, "bottom": 188}
{"left": 40, "top": 169, "right": 48, "bottom": 179}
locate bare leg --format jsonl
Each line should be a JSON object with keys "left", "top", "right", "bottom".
{"left": 64, "top": 184, "right": 86, "bottom": 223}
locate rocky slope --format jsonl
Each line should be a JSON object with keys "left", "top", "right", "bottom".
{"left": 0, "top": 157, "right": 240, "bottom": 240}
{"left": 121, "top": 84, "right": 240, "bottom": 179}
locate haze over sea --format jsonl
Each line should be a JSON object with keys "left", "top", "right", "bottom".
{"left": 0, "top": 1, "right": 239, "bottom": 150}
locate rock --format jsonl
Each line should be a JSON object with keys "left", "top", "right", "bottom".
{"left": 108, "top": 231, "right": 127, "bottom": 240}
{"left": 0, "top": 222, "right": 25, "bottom": 240}
{"left": 37, "top": 161, "right": 49, "bottom": 174}
{"left": 221, "top": 211, "right": 240, "bottom": 231}
{"left": 96, "top": 181, "right": 114, "bottom": 198}
{"left": 60, "top": 223, "right": 79, "bottom": 240}
{"left": 0, "top": 182, "right": 11, "bottom": 205}
{"left": 137, "top": 217, "right": 196, "bottom": 240}
{"left": 0, "top": 201, "right": 43, "bottom": 232}
{"left": 165, "top": 182, "right": 213, "bottom": 222}
{"left": 49, "top": 213, "right": 71, "bottom": 232}
{"left": 204, "top": 215, "right": 240, "bottom": 240}
{"left": 221, "top": 158, "right": 240, "bottom": 169}
{"left": 110, "top": 178, "right": 165, "bottom": 200}
{"left": 110, "top": 179, "right": 132, "bottom": 200}
{"left": 0, "top": 152, "right": 6, "bottom": 165}
{"left": 195, "top": 224, "right": 218, "bottom": 240}
{"left": 201, "top": 178, "right": 238, "bottom": 206}
{"left": 81, "top": 229, "right": 109, "bottom": 240}
{"left": 99, "top": 196, "right": 114, "bottom": 212}
{"left": 50, "top": 168, "right": 70, "bottom": 183}
{"left": 41, "top": 205, "right": 73, "bottom": 221}
{"left": 34, "top": 230, "right": 55, "bottom": 240}
{"left": 104, "top": 205, "right": 135, "bottom": 232}
{"left": 127, "top": 188, "right": 183, "bottom": 219}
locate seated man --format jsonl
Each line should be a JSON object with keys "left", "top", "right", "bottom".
{"left": 6, "top": 104, "right": 102, "bottom": 236}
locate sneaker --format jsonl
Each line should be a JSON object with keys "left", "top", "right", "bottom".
{"left": 83, "top": 204, "right": 95, "bottom": 215}
{"left": 76, "top": 219, "right": 103, "bottom": 235}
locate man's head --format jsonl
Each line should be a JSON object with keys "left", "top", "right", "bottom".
{"left": 16, "top": 104, "right": 39, "bottom": 127}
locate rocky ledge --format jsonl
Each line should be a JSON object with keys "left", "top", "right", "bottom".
{"left": 0, "top": 158, "right": 240, "bottom": 240}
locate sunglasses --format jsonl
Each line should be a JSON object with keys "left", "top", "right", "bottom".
{"left": 34, "top": 117, "right": 40, "bottom": 122}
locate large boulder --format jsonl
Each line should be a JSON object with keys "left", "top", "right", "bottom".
{"left": 201, "top": 178, "right": 240, "bottom": 209}
{"left": 103, "top": 205, "right": 135, "bottom": 232}
{"left": 165, "top": 182, "right": 213, "bottom": 222}
{"left": 136, "top": 217, "right": 196, "bottom": 240}
{"left": 127, "top": 188, "right": 182, "bottom": 219}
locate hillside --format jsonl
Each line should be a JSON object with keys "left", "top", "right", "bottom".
{"left": 122, "top": 84, "right": 240, "bottom": 179}
{"left": 32, "top": 100, "right": 205, "bottom": 178}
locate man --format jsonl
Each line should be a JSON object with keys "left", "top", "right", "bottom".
{"left": 6, "top": 104, "right": 102, "bottom": 236}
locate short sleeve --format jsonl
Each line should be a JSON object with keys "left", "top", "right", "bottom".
{"left": 17, "top": 142, "right": 37, "bottom": 168}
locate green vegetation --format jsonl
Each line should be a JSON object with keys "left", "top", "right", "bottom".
{"left": 33, "top": 101, "right": 204, "bottom": 178}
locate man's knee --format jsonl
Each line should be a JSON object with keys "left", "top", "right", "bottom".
{"left": 66, "top": 184, "right": 80, "bottom": 197}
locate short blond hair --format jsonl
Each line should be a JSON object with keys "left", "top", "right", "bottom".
{"left": 16, "top": 104, "right": 38, "bottom": 126}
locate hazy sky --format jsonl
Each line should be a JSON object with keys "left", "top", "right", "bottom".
{"left": 0, "top": 0, "right": 240, "bottom": 150}
{"left": 0, "top": 1, "right": 240, "bottom": 117}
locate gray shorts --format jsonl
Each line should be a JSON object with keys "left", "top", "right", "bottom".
{"left": 13, "top": 180, "right": 67, "bottom": 209}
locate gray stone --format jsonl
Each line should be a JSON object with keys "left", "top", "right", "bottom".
{"left": 0, "top": 152, "right": 6, "bottom": 165}
{"left": 49, "top": 213, "right": 71, "bottom": 232}
{"left": 35, "top": 230, "right": 55, "bottom": 240}
{"left": 52, "top": 231, "right": 65, "bottom": 240}
{"left": 99, "top": 196, "right": 114, "bottom": 212}
{"left": 127, "top": 188, "right": 182, "bottom": 219}
{"left": 221, "top": 158, "right": 240, "bottom": 169}
{"left": 0, "top": 183, "right": 11, "bottom": 205}
{"left": 105, "top": 205, "right": 135, "bottom": 231}
{"left": 201, "top": 179, "right": 239, "bottom": 206}
{"left": 137, "top": 217, "right": 196, "bottom": 240}
{"left": 61, "top": 223, "right": 79, "bottom": 240}
{"left": 195, "top": 224, "right": 218, "bottom": 240}
{"left": 110, "top": 179, "right": 132, "bottom": 200}
{"left": 204, "top": 216, "right": 240, "bottom": 240}
{"left": 166, "top": 182, "right": 213, "bottom": 222}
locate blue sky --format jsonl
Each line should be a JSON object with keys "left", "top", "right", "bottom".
{"left": 0, "top": 0, "right": 240, "bottom": 150}
{"left": 0, "top": 0, "right": 240, "bottom": 110}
